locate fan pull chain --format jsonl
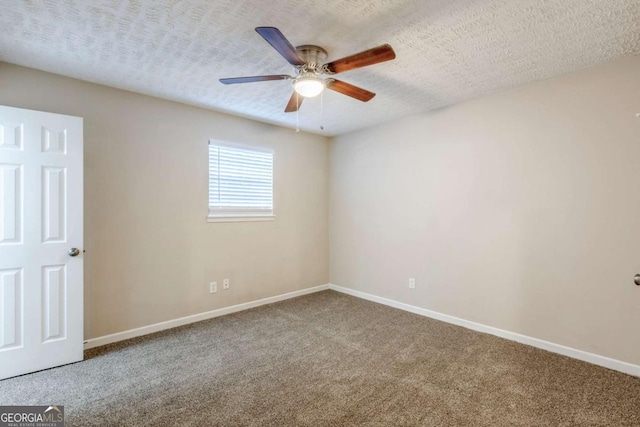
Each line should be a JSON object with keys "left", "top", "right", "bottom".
{"left": 320, "top": 90, "right": 324, "bottom": 131}
{"left": 295, "top": 92, "right": 300, "bottom": 133}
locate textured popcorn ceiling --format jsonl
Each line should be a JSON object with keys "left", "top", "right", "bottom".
{"left": 0, "top": 0, "right": 638, "bottom": 136}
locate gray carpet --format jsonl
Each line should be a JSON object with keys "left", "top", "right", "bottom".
{"left": 1, "top": 290, "right": 639, "bottom": 426}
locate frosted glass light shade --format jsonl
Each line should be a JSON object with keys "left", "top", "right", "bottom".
{"left": 293, "top": 76, "right": 325, "bottom": 98}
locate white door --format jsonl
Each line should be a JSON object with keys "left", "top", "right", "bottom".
{"left": 0, "top": 105, "right": 83, "bottom": 380}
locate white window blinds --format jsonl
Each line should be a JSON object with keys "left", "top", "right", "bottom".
{"left": 208, "top": 142, "right": 274, "bottom": 219}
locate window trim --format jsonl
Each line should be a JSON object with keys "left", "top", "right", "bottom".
{"left": 207, "top": 215, "right": 275, "bottom": 223}
{"left": 207, "top": 140, "right": 275, "bottom": 223}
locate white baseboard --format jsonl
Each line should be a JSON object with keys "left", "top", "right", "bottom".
{"left": 84, "top": 282, "right": 640, "bottom": 378}
{"left": 328, "top": 284, "right": 640, "bottom": 378}
{"left": 84, "top": 284, "right": 330, "bottom": 350}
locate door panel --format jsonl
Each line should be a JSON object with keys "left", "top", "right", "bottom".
{"left": 42, "top": 265, "right": 66, "bottom": 342}
{"left": 0, "top": 268, "right": 22, "bottom": 350}
{"left": 0, "top": 123, "right": 23, "bottom": 150}
{"left": 0, "top": 105, "right": 83, "bottom": 380}
{"left": 0, "top": 164, "right": 22, "bottom": 244}
{"left": 42, "top": 166, "right": 67, "bottom": 242}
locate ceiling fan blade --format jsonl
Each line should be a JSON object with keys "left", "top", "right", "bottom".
{"left": 219, "top": 75, "right": 291, "bottom": 84}
{"left": 323, "top": 44, "right": 396, "bottom": 74}
{"left": 285, "top": 91, "right": 303, "bottom": 112}
{"left": 255, "top": 27, "right": 305, "bottom": 66}
{"left": 326, "top": 79, "right": 376, "bottom": 102}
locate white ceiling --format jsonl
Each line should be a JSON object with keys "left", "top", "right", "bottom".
{"left": 0, "top": 0, "right": 638, "bottom": 136}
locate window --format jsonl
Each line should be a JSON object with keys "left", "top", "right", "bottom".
{"left": 208, "top": 141, "right": 274, "bottom": 222}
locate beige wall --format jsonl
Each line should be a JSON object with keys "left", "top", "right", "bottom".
{"left": 0, "top": 63, "right": 330, "bottom": 339}
{"left": 330, "top": 56, "right": 640, "bottom": 365}
{"left": 3, "top": 56, "right": 639, "bottom": 366}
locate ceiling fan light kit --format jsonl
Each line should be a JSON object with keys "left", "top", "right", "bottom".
{"left": 293, "top": 73, "right": 326, "bottom": 98}
{"left": 220, "top": 27, "right": 396, "bottom": 114}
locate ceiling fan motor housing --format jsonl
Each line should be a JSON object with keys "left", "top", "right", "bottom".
{"left": 295, "top": 45, "right": 328, "bottom": 73}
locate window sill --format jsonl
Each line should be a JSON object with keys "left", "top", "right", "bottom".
{"left": 207, "top": 215, "right": 275, "bottom": 223}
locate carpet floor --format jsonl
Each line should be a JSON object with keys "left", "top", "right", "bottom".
{"left": 1, "top": 290, "right": 639, "bottom": 426}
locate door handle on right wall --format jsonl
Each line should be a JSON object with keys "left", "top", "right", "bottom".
{"left": 634, "top": 274, "right": 640, "bottom": 286}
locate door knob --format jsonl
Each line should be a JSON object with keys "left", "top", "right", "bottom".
{"left": 68, "top": 248, "right": 80, "bottom": 257}
{"left": 635, "top": 274, "right": 640, "bottom": 286}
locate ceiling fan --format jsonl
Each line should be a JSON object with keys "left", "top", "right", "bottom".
{"left": 220, "top": 27, "right": 396, "bottom": 112}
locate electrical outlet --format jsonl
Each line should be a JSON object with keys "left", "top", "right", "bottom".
{"left": 408, "top": 278, "right": 416, "bottom": 289}
{"left": 209, "top": 282, "right": 217, "bottom": 293}
{"left": 223, "top": 279, "right": 230, "bottom": 290}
